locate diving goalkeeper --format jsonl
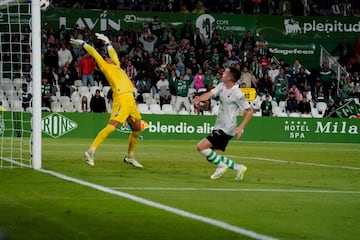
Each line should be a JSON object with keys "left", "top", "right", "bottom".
{"left": 70, "top": 33, "right": 144, "bottom": 168}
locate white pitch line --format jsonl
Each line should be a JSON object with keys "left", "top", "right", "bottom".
{"left": 228, "top": 155, "right": 360, "bottom": 170}
{"left": 38, "top": 168, "right": 278, "bottom": 240}
{"left": 112, "top": 187, "right": 360, "bottom": 194}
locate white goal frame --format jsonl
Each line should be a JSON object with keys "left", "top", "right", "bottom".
{"left": 0, "top": 0, "right": 42, "bottom": 169}
{"left": 31, "top": 0, "right": 42, "bottom": 169}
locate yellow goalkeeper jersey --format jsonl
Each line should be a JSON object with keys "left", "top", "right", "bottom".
{"left": 84, "top": 44, "right": 134, "bottom": 100}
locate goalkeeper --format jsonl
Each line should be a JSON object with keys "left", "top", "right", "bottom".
{"left": 70, "top": 34, "right": 144, "bottom": 168}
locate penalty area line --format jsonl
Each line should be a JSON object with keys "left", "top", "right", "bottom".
{"left": 38, "top": 168, "right": 278, "bottom": 240}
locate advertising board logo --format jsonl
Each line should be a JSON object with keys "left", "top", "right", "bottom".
{"left": 284, "top": 120, "right": 310, "bottom": 139}
{"left": 42, "top": 113, "right": 78, "bottom": 138}
{"left": 284, "top": 18, "right": 302, "bottom": 34}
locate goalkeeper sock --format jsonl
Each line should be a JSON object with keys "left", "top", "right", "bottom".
{"left": 128, "top": 130, "right": 141, "bottom": 156}
{"left": 89, "top": 124, "right": 116, "bottom": 152}
{"left": 200, "top": 149, "right": 222, "bottom": 166}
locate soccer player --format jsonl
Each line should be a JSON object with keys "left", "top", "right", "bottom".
{"left": 192, "top": 67, "right": 253, "bottom": 180}
{"left": 70, "top": 33, "right": 143, "bottom": 168}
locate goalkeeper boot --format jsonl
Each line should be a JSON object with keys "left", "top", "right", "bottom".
{"left": 84, "top": 151, "right": 95, "bottom": 166}
{"left": 124, "top": 155, "right": 143, "bottom": 168}
{"left": 210, "top": 162, "right": 228, "bottom": 179}
{"left": 235, "top": 164, "right": 247, "bottom": 181}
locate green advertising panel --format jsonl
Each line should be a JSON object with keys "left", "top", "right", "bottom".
{"left": 1, "top": 112, "right": 358, "bottom": 143}
{"left": 43, "top": 8, "right": 256, "bottom": 41}
{"left": 39, "top": 112, "right": 360, "bottom": 143}
{"left": 256, "top": 15, "right": 360, "bottom": 68}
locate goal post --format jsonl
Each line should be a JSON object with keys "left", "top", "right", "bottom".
{"left": 0, "top": 0, "right": 42, "bottom": 169}
{"left": 31, "top": 0, "right": 42, "bottom": 169}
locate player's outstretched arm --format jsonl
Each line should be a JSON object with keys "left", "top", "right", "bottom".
{"left": 70, "top": 38, "right": 106, "bottom": 68}
{"left": 95, "top": 33, "right": 120, "bottom": 67}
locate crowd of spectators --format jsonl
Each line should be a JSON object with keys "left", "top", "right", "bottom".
{"left": 0, "top": 1, "right": 343, "bottom": 116}
{"left": 36, "top": 10, "right": 360, "bottom": 116}
{"left": 51, "top": 0, "right": 360, "bottom": 17}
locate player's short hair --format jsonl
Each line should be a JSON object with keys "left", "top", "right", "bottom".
{"left": 228, "top": 66, "right": 241, "bottom": 83}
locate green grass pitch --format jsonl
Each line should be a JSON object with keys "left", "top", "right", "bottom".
{"left": 0, "top": 138, "right": 360, "bottom": 240}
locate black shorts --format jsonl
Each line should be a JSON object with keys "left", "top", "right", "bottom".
{"left": 206, "top": 129, "right": 233, "bottom": 152}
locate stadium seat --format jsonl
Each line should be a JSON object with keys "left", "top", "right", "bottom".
{"left": 149, "top": 103, "right": 163, "bottom": 114}
{"left": 59, "top": 96, "right": 71, "bottom": 106}
{"left": 289, "top": 112, "right": 301, "bottom": 118}
{"left": 162, "top": 104, "right": 177, "bottom": 114}
{"left": 78, "top": 86, "right": 90, "bottom": 96}
{"left": 301, "top": 113, "right": 312, "bottom": 118}
{"left": 11, "top": 100, "right": 23, "bottom": 111}
{"left": 178, "top": 109, "right": 190, "bottom": 115}
{"left": 279, "top": 101, "right": 286, "bottom": 110}
{"left": 272, "top": 106, "right": 282, "bottom": 116}
{"left": 102, "top": 86, "right": 111, "bottom": 97}
{"left": 90, "top": 86, "right": 101, "bottom": 96}
{"left": 277, "top": 112, "right": 288, "bottom": 117}
{"left": 73, "top": 80, "right": 83, "bottom": 88}
{"left": 1, "top": 99, "right": 10, "bottom": 110}
{"left": 62, "top": 102, "right": 76, "bottom": 112}
{"left": 316, "top": 102, "right": 327, "bottom": 115}
{"left": 138, "top": 103, "right": 151, "bottom": 114}
{"left": 12, "top": 78, "right": 23, "bottom": 91}
{"left": 311, "top": 107, "right": 322, "bottom": 118}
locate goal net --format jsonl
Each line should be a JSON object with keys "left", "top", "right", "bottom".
{"left": 0, "top": 0, "right": 42, "bottom": 168}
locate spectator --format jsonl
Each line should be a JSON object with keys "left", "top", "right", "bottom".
{"left": 257, "top": 72, "right": 273, "bottom": 96}
{"left": 268, "top": 62, "right": 279, "bottom": 82}
{"left": 81, "top": 95, "right": 89, "bottom": 112}
{"left": 58, "top": 64, "right": 75, "bottom": 97}
{"left": 58, "top": 42, "right": 73, "bottom": 69}
{"left": 324, "top": 98, "right": 338, "bottom": 117}
{"left": 138, "top": 30, "right": 158, "bottom": 56}
{"left": 193, "top": 68, "right": 206, "bottom": 92}
{"left": 41, "top": 76, "right": 52, "bottom": 109}
{"left": 136, "top": 74, "right": 152, "bottom": 102}
{"left": 193, "top": 27, "right": 205, "bottom": 49}
{"left": 173, "top": 75, "right": 192, "bottom": 112}
{"left": 288, "top": 84, "right": 302, "bottom": 102}
{"left": 125, "top": 60, "right": 137, "bottom": 85}
{"left": 273, "top": 67, "right": 289, "bottom": 103}
{"left": 313, "top": 79, "right": 326, "bottom": 104}
{"left": 192, "top": 1, "right": 206, "bottom": 14}
{"left": 298, "top": 96, "right": 311, "bottom": 115}
{"left": 318, "top": 61, "right": 336, "bottom": 100}
{"left": 286, "top": 90, "right": 298, "bottom": 113}
{"left": 295, "top": 66, "right": 310, "bottom": 92}
{"left": 261, "top": 94, "right": 272, "bottom": 116}
{"left": 340, "top": 75, "right": 356, "bottom": 101}
{"left": 42, "top": 65, "right": 58, "bottom": 87}
{"left": 78, "top": 52, "right": 96, "bottom": 86}
{"left": 180, "top": 19, "right": 194, "bottom": 44}
{"left": 156, "top": 72, "right": 172, "bottom": 107}
{"left": 90, "top": 89, "right": 107, "bottom": 113}
{"left": 149, "top": 16, "right": 164, "bottom": 40}
{"left": 239, "top": 65, "right": 257, "bottom": 88}
{"left": 21, "top": 83, "right": 32, "bottom": 111}
{"left": 43, "top": 44, "right": 59, "bottom": 71}
{"left": 255, "top": 33, "right": 269, "bottom": 57}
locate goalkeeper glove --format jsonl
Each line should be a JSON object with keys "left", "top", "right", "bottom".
{"left": 95, "top": 33, "right": 111, "bottom": 45}
{"left": 70, "top": 39, "right": 85, "bottom": 47}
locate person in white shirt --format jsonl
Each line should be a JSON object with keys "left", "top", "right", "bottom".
{"left": 58, "top": 42, "right": 73, "bottom": 69}
{"left": 192, "top": 67, "right": 253, "bottom": 181}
